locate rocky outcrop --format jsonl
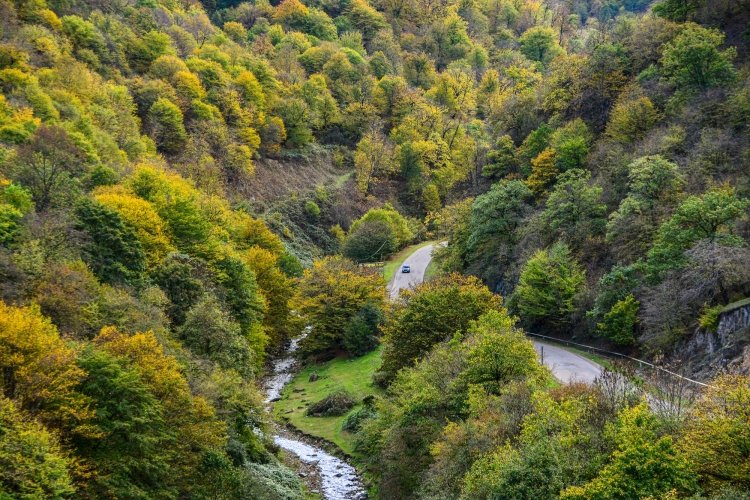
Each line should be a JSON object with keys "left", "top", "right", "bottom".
{"left": 717, "top": 303, "right": 750, "bottom": 338}
{"left": 670, "top": 301, "right": 750, "bottom": 380}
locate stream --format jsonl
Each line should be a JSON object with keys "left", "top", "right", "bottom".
{"left": 264, "top": 336, "right": 367, "bottom": 500}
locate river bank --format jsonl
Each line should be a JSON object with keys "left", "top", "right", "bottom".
{"left": 263, "top": 336, "right": 367, "bottom": 500}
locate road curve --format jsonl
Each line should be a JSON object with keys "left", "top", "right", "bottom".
{"left": 533, "top": 341, "right": 602, "bottom": 384}
{"left": 396, "top": 244, "right": 604, "bottom": 384}
{"left": 388, "top": 243, "right": 438, "bottom": 299}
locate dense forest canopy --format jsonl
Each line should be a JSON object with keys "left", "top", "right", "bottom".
{"left": 0, "top": 0, "right": 750, "bottom": 497}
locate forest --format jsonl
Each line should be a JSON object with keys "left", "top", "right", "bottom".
{"left": 0, "top": 0, "right": 749, "bottom": 498}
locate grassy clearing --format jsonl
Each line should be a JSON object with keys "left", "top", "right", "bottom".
{"left": 383, "top": 240, "right": 437, "bottom": 284}
{"left": 274, "top": 347, "right": 383, "bottom": 456}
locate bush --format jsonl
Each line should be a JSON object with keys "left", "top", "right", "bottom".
{"left": 341, "top": 404, "right": 376, "bottom": 432}
{"left": 305, "top": 391, "right": 356, "bottom": 417}
{"left": 698, "top": 304, "right": 723, "bottom": 333}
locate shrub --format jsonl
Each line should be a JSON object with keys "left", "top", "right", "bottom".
{"left": 342, "top": 404, "right": 376, "bottom": 432}
{"left": 698, "top": 304, "right": 723, "bottom": 333}
{"left": 305, "top": 391, "right": 356, "bottom": 417}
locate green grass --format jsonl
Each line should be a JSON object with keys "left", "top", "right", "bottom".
{"left": 274, "top": 347, "right": 383, "bottom": 456}
{"left": 722, "top": 296, "right": 750, "bottom": 313}
{"left": 382, "top": 240, "right": 437, "bottom": 285}
{"left": 333, "top": 171, "right": 352, "bottom": 188}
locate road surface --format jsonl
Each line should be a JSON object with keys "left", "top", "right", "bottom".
{"left": 389, "top": 243, "right": 438, "bottom": 299}
{"left": 533, "top": 341, "right": 602, "bottom": 384}
{"left": 397, "top": 244, "right": 604, "bottom": 384}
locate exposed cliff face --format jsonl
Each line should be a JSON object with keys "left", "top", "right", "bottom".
{"left": 673, "top": 304, "right": 750, "bottom": 380}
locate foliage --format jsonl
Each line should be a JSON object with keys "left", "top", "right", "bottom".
{"left": 661, "top": 23, "right": 736, "bottom": 90}
{"left": 74, "top": 198, "right": 146, "bottom": 287}
{"left": 342, "top": 302, "right": 384, "bottom": 356}
{"left": 681, "top": 375, "right": 750, "bottom": 492}
{"left": 378, "top": 273, "right": 504, "bottom": 385}
{"left": 597, "top": 294, "right": 639, "bottom": 346}
{"left": 698, "top": 304, "right": 723, "bottom": 333}
{"left": 512, "top": 243, "right": 585, "bottom": 331}
{"left": 561, "top": 404, "right": 698, "bottom": 499}
{"left": 0, "top": 396, "right": 74, "bottom": 498}
{"left": 294, "top": 256, "right": 385, "bottom": 358}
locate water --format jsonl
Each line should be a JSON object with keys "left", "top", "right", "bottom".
{"left": 264, "top": 335, "right": 367, "bottom": 500}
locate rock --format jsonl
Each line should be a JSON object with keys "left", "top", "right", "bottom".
{"left": 269, "top": 397, "right": 281, "bottom": 403}
{"left": 309, "top": 372, "right": 319, "bottom": 382}
{"left": 335, "top": 473, "right": 343, "bottom": 477}
{"left": 298, "top": 472, "right": 307, "bottom": 478}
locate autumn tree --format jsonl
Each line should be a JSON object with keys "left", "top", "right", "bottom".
{"left": 681, "top": 374, "right": 750, "bottom": 491}
{"left": 294, "top": 256, "right": 386, "bottom": 358}
{"left": 354, "top": 132, "right": 395, "bottom": 194}
{"left": 0, "top": 396, "right": 74, "bottom": 498}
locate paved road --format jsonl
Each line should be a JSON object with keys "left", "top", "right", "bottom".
{"left": 389, "top": 243, "right": 438, "bottom": 299}
{"left": 396, "top": 244, "right": 603, "bottom": 384}
{"left": 533, "top": 341, "right": 602, "bottom": 384}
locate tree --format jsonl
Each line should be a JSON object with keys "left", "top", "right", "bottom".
{"left": 94, "top": 187, "right": 175, "bottom": 269}
{"left": 348, "top": 205, "right": 413, "bottom": 249}
{"left": 378, "top": 274, "right": 504, "bottom": 384}
{"left": 0, "top": 301, "right": 91, "bottom": 435}
{"left": 12, "top": 125, "right": 86, "bottom": 211}
{"left": 75, "top": 348, "right": 174, "bottom": 499}
{"left": 74, "top": 198, "right": 146, "bottom": 287}
{"left": 242, "top": 246, "right": 294, "bottom": 351}
{"left": 525, "top": 148, "right": 558, "bottom": 196}
{"left": 606, "top": 95, "right": 659, "bottom": 143}
{"left": 93, "top": 327, "right": 227, "bottom": 496}
{"left": 596, "top": 294, "right": 639, "bottom": 346}
{"left": 661, "top": 23, "right": 736, "bottom": 91}
{"left": 354, "top": 132, "right": 395, "bottom": 194}
{"left": 512, "top": 242, "right": 585, "bottom": 331}
{"left": 646, "top": 186, "right": 748, "bottom": 282}
{"left": 462, "top": 311, "right": 541, "bottom": 393}
{"left": 179, "top": 295, "right": 255, "bottom": 377}
{"left": 147, "top": 98, "right": 187, "bottom": 154}
{"left": 342, "top": 302, "right": 384, "bottom": 356}
{"left": 294, "top": 256, "right": 385, "bottom": 358}
{"left": 0, "top": 396, "right": 74, "bottom": 498}
{"left": 482, "top": 135, "right": 517, "bottom": 178}
{"left": 653, "top": 0, "right": 704, "bottom": 21}
{"left": 607, "top": 156, "right": 684, "bottom": 263}
{"left": 343, "top": 218, "right": 398, "bottom": 262}
{"left": 541, "top": 169, "right": 606, "bottom": 249}
{"left": 562, "top": 404, "right": 697, "bottom": 499}
{"left": 519, "top": 26, "right": 563, "bottom": 65}
{"left": 151, "top": 253, "right": 206, "bottom": 326}
{"left": 460, "top": 180, "right": 532, "bottom": 287}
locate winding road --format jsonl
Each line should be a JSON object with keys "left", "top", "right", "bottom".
{"left": 390, "top": 244, "right": 603, "bottom": 383}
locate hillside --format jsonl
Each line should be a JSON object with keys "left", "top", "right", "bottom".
{"left": 1, "top": 0, "right": 750, "bottom": 498}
